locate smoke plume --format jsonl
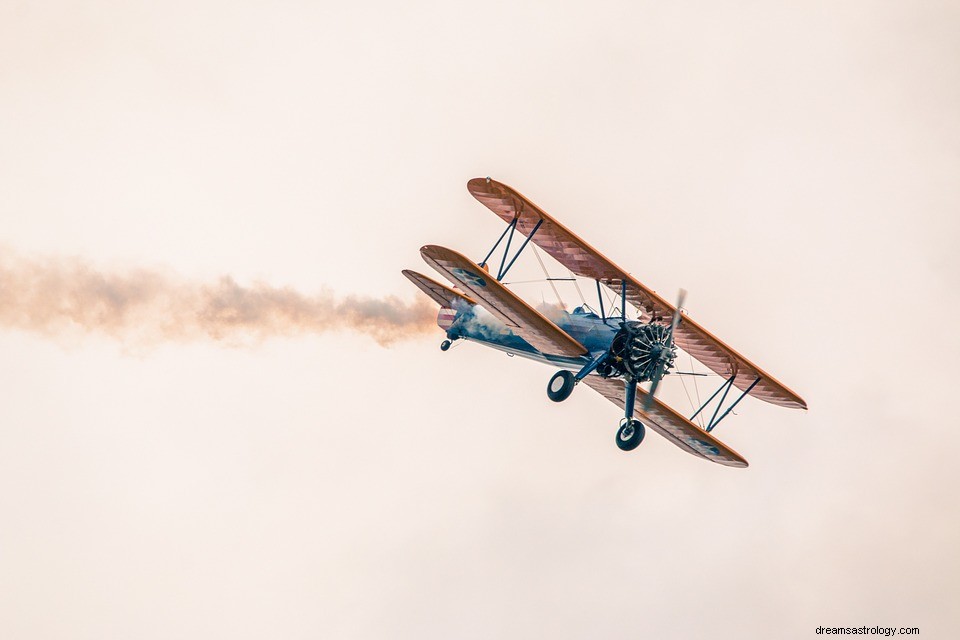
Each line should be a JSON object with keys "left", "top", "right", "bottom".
{"left": 0, "top": 250, "right": 435, "bottom": 346}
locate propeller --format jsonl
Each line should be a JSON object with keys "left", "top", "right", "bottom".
{"left": 642, "top": 289, "right": 686, "bottom": 412}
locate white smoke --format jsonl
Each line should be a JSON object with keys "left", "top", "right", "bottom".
{"left": 0, "top": 250, "right": 435, "bottom": 347}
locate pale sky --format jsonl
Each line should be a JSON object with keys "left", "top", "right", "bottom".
{"left": 1, "top": 1, "right": 959, "bottom": 638}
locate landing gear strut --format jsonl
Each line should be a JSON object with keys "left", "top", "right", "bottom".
{"left": 616, "top": 376, "right": 646, "bottom": 451}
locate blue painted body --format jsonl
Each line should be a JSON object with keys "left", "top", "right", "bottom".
{"left": 443, "top": 304, "right": 620, "bottom": 369}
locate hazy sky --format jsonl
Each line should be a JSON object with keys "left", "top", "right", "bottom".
{"left": 1, "top": 1, "right": 958, "bottom": 638}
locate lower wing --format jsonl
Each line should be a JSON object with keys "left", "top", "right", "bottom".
{"left": 581, "top": 376, "right": 748, "bottom": 468}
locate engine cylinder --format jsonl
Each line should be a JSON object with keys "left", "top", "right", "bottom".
{"left": 603, "top": 321, "right": 677, "bottom": 381}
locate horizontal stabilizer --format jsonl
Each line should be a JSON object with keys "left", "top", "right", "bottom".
{"left": 402, "top": 269, "right": 475, "bottom": 308}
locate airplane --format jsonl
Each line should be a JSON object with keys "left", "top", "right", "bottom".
{"left": 402, "top": 178, "right": 807, "bottom": 468}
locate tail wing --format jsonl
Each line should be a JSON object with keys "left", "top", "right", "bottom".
{"left": 402, "top": 269, "right": 475, "bottom": 308}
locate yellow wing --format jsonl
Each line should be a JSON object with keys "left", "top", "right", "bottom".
{"left": 467, "top": 177, "right": 806, "bottom": 410}
{"left": 402, "top": 269, "right": 475, "bottom": 308}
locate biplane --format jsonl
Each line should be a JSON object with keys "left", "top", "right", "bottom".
{"left": 402, "top": 178, "right": 806, "bottom": 468}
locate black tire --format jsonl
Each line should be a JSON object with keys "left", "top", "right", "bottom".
{"left": 546, "top": 370, "right": 576, "bottom": 402}
{"left": 440, "top": 340, "right": 452, "bottom": 351}
{"left": 616, "top": 419, "right": 645, "bottom": 451}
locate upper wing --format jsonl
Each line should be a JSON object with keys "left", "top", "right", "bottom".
{"left": 402, "top": 269, "right": 476, "bottom": 308}
{"left": 420, "top": 245, "right": 588, "bottom": 358}
{"left": 581, "top": 376, "right": 748, "bottom": 468}
{"left": 467, "top": 177, "right": 806, "bottom": 410}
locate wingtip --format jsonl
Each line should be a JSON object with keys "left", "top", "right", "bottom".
{"left": 720, "top": 456, "right": 749, "bottom": 469}
{"left": 467, "top": 176, "right": 499, "bottom": 195}
{"left": 402, "top": 268, "right": 429, "bottom": 287}
{"left": 419, "top": 244, "right": 447, "bottom": 260}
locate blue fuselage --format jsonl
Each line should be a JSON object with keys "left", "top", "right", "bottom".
{"left": 444, "top": 305, "right": 619, "bottom": 369}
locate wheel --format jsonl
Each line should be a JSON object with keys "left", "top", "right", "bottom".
{"left": 440, "top": 340, "right": 452, "bottom": 351}
{"left": 616, "top": 419, "right": 645, "bottom": 451}
{"left": 546, "top": 370, "right": 576, "bottom": 402}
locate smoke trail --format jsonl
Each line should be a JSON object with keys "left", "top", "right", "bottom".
{"left": 0, "top": 250, "right": 435, "bottom": 346}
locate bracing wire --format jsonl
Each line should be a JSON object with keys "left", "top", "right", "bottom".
{"left": 678, "top": 372, "right": 700, "bottom": 427}
{"left": 502, "top": 278, "right": 576, "bottom": 285}
{"left": 570, "top": 271, "right": 587, "bottom": 306}
{"left": 532, "top": 244, "right": 565, "bottom": 308}
{"left": 604, "top": 286, "right": 621, "bottom": 318}
{"left": 688, "top": 352, "right": 705, "bottom": 428}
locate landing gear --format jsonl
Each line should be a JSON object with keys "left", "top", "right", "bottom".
{"left": 440, "top": 339, "right": 452, "bottom": 351}
{"left": 614, "top": 376, "right": 645, "bottom": 451}
{"left": 546, "top": 370, "right": 575, "bottom": 402}
{"left": 616, "top": 419, "right": 645, "bottom": 451}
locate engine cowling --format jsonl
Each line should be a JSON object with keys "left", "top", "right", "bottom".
{"left": 599, "top": 321, "right": 677, "bottom": 381}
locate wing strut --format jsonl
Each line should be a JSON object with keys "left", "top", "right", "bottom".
{"left": 478, "top": 213, "right": 545, "bottom": 282}
{"left": 595, "top": 280, "right": 607, "bottom": 324}
{"left": 620, "top": 280, "right": 627, "bottom": 322}
{"left": 690, "top": 375, "right": 763, "bottom": 433}
{"left": 479, "top": 214, "right": 517, "bottom": 272}
{"left": 499, "top": 218, "right": 543, "bottom": 280}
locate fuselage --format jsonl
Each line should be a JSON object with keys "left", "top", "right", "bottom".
{"left": 440, "top": 304, "right": 619, "bottom": 369}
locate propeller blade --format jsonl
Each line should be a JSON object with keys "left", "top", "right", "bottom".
{"left": 643, "top": 289, "right": 686, "bottom": 413}
{"left": 667, "top": 288, "right": 686, "bottom": 346}
{"left": 642, "top": 361, "right": 666, "bottom": 412}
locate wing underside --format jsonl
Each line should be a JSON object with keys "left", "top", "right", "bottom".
{"left": 467, "top": 177, "right": 806, "bottom": 410}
